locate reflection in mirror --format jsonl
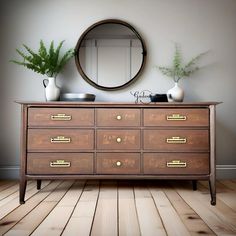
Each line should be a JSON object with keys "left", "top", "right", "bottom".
{"left": 75, "top": 20, "right": 146, "bottom": 90}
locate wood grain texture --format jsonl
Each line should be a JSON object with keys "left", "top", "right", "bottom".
{"left": 97, "top": 129, "right": 140, "bottom": 150}
{"left": 96, "top": 153, "right": 140, "bottom": 174}
{"left": 28, "top": 108, "right": 94, "bottom": 127}
{"left": 143, "top": 129, "right": 209, "bottom": 151}
{"left": 1, "top": 179, "right": 234, "bottom": 236}
{"left": 143, "top": 108, "right": 209, "bottom": 127}
{"left": 28, "top": 129, "right": 94, "bottom": 151}
{"left": 96, "top": 108, "right": 140, "bottom": 126}
{"left": 27, "top": 153, "right": 94, "bottom": 174}
{"left": 143, "top": 153, "right": 209, "bottom": 175}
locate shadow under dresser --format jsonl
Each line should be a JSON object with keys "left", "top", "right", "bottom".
{"left": 17, "top": 101, "right": 219, "bottom": 205}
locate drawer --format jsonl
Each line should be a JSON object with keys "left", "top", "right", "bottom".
{"left": 97, "top": 130, "right": 140, "bottom": 150}
{"left": 96, "top": 109, "right": 140, "bottom": 126}
{"left": 143, "top": 153, "right": 209, "bottom": 174}
{"left": 28, "top": 129, "right": 94, "bottom": 151}
{"left": 27, "top": 153, "right": 93, "bottom": 174}
{"left": 143, "top": 129, "right": 209, "bottom": 151}
{"left": 144, "top": 109, "right": 209, "bottom": 127}
{"left": 96, "top": 153, "right": 140, "bottom": 174}
{"left": 28, "top": 108, "right": 94, "bottom": 127}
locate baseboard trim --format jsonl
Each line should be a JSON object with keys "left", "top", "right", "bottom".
{"left": 0, "top": 166, "right": 19, "bottom": 179}
{"left": 216, "top": 165, "right": 236, "bottom": 179}
{"left": 0, "top": 165, "right": 235, "bottom": 180}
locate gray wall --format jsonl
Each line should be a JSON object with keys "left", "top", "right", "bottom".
{"left": 0, "top": 0, "right": 236, "bottom": 179}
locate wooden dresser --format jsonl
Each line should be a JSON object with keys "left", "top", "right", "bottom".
{"left": 18, "top": 102, "right": 219, "bottom": 205}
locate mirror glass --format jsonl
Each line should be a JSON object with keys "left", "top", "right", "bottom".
{"left": 75, "top": 20, "right": 146, "bottom": 90}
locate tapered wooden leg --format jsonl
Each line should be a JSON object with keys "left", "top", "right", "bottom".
{"left": 192, "top": 180, "right": 197, "bottom": 191}
{"left": 20, "top": 179, "right": 27, "bottom": 204}
{"left": 209, "top": 179, "right": 216, "bottom": 205}
{"left": 37, "top": 180, "right": 42, "bottom": 190}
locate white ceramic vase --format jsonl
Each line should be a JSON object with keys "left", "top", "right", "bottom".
{"left": 43, "top": 77, "right": 60, "bottom": 101}
{"left": 167, "top": 82, "right": 184, "bottom": 102}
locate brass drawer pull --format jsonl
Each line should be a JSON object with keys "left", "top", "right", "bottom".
{"left": 116, "top": 137, "right": 122, "bottom": 143}
{"left": 166, "top": 136, "right": 187, "bottom": 144}
{"left": 116, "top": 115, "right": 122, "bottom": 120}
{"left": 50, "top": 160, "right": 71, "bottom": 168}
{"left": 116, "top": 161, "right": 122, "bottom": 167}
{"left": 51, "top": 113, "right": 72, "bottom": 121}
{"left": 51, "top": 136, "right": 71, "bottom": 143}
{"left": 166, "top": 114, "right": 187, "bottom": 121}
{"left": 167, "top": 160, "right": 187, "bottom": 168}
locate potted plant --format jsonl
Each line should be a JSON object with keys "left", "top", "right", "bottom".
{"left": 157, "top": 43, "right": 208, "bottom": 102}
{"left": 10, "top": 40, "right": 74, "bottom": 101}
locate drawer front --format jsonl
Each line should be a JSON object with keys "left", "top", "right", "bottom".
{"left": 28, "top": 129, "right": 94, "bottom": 151}
{"left": 28, "top": 108, "right": 94, "bottom": 127}
{"left": 143, "top": 129, "right": 209, "bottom": 151}
{"left": 27, "top": 153, "right": 93, "bottom": 174}
{"left": 97, "top": 130, "right": 140, "bottom": 150}
{"left": 96, "top": 153, "right": 140, "bottom": 174}
{"left": 143, "top": 153, "right": 209, "bottom": 174}
{"left": 96, "top": 109, "right": 140, "bottom": 126}
{"left": 144, "top": 109, "right": 209, "bottom": 127}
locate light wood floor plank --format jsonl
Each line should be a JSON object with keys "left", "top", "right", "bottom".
{"left": 62, "top": 180, "right": 99, "bottom": 236}
{"left": 163, "top": 188, "right": 215, "bottom": 235}
{"left": 0, "top": 181, "right": 50, "bottom": 220}
{"left": 0, "top": 180, "right": 235, "bottom": 235}
{"left": 0, "top": 181, "right": 17, "bottom": 192}
{"left": 197, "top": 183, "right": 236, "bottom": 230}
{"left": 199, "top": 181, "right": 236, "bottom": 211}
{"left": 4, "top": 181, "right": 83, "bottom": 236}
{"left": 0, "top": 181, "right": 35, "bottom": 207}
{"left": 175, "top": 183, "right": 236, "bottom": 235}
{"left": 150, "top": 187, "right": 191, "bottom": 236}
{"left": 118, "top": 182, "right": 141, "bottom": 236}
{"left": 134, "top": 185, "right": 166, "bottom": 236}
{"left": 220, "top": 180, "right": 236, "bottom": 191}
{"left": 0, "top": 180, "right": 60, "bottom": 234}
{"left": 30, "top": 180, "right": 79, "bottom": 236}
{"left": 0, "top": 183, "right": 20, "bottom": 200}
{"left": 90, "top": 181, "right": 118, "bottom": 236}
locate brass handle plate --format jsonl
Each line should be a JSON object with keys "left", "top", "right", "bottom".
{"left": 51, "top": 136, "right": 71, "bottom": 143}
{"left": 116, "top": 137, "right": 122, "bottom": 143}
{"left": 167, "top": 160, "right": 187, "bottom": 168}
{"left": 166, "top": 114, "right": 187, "bottom": 121}
{"left": 166, "top": 136, "right": 187, "bottom": 144}
{"left": 116, "top": 115, "right": 122, "bottom": 120}
{"left": 51, "top": 114, "right": 72, "bottom": 121}
{"left": 116, "top": 161, "right": 122, "bottom": 167}
{"left": 50, "top": 160, "right": 71, "bottom": 168}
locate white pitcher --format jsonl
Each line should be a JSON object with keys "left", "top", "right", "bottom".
{"left": 43, "top": 77, "right": 60, "bottom": 101}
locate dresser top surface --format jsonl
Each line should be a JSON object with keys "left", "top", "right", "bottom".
{"left": 16, "top": 101, "right": 220, "bottom": 108}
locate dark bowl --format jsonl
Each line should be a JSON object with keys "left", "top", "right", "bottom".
{"left": 60, "top": 93, "right": 96, "bottom": 102}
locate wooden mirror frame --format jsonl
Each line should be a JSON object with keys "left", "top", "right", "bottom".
{"left": 75, "top": 19, "right": 147, "bottom": 91}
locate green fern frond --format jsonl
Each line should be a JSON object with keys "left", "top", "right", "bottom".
{"left": 156, "top": 43, "right": 208, "bottom": 82}
{"left": 10, "top": 40, "right": 74, "bottom": 79}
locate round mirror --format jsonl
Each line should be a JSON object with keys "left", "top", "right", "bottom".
{"left": 75, "top": 19, "right": 147, "bottom": 90}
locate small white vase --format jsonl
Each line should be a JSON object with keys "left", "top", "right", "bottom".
{"left": 167, "top": 82, "right": 184, "bottom": 102}
{"left": 43, "top": 77, "right": 60, "bottom": 101}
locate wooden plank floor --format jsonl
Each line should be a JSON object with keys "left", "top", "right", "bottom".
{"left": 0, "top": 180, "right": 236, "bottom": 235}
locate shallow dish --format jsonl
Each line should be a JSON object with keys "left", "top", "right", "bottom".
{"left": 60, "top": 93, "right": 96, "bottom": 101}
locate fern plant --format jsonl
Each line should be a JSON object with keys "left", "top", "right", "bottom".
{"left": 10, "top": 40, "right": 74, "bottom": 78}
{"left": 157, "top": 44, "right": 208, "bottom": 82}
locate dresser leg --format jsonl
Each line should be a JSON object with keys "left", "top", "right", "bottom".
{"left": 209, "top": 180, "right": 216, "bottom": 205}
{"left": 19, "top": 180, "right": 26, "bottom": 204}
{"left": 192, "top": 180, "right": 197, "bottom": 191}
{"left": 37, "top": 180, "right": 42, "bottom": 190}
